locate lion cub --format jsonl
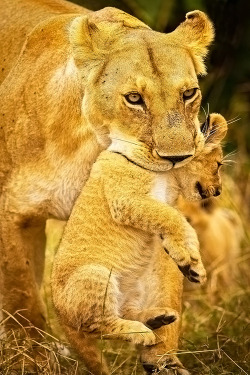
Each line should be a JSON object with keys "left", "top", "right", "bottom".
{"left": 52, "top": 114, "right": 227, "bottom": 348}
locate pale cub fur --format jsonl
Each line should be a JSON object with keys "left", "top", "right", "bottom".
{"left": 52, "top": 114, "right": 227, "bottom": 348}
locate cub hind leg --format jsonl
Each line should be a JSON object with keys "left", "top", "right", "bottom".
{"left": 121, "top": 279, "right": 179, "bottom": 330}
{"left": 52, "top": 264, "right": 155, "bottom": 346}
{"left": 140, "top": 247, "right": 188, "bottom": 374}
{"left": 62, "top": 327, "right": 110, "bottom": 375}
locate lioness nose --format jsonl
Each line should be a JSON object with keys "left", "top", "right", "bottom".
{"left": 162, "top": 155, "right": 193, "bottom": 164}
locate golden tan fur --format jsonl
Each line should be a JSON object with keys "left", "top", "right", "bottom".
{"left": 179, "top": 197, "right": 242, "bottom": 299}
{"left": 51, "top": 114, "right": 227, "bottom": 374}
{"left": 0, "top": 0, "right": 214, "bottom": 372}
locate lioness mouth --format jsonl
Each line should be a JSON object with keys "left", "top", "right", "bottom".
{"left": 155, "top": 152, "right": 193, "bottom": 165}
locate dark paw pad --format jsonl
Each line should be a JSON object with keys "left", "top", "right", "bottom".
{"left": 190, "top": 269, "right": 199, "bottom": 277}
{"left": 163, "top": 247, "right": 169, "bottom": 255}
{"left": 178, "top": 265, "right": 201, "bottom": 283}
{"left": 143, "top": 361, "right": 190, "bottom": 375}
{"left": 178, "top": 264, "right": 190, "bottom": 277}
{"left": 164, "top": 362, "right": 177, "bottom": 369}
{"left": 189, "top": 276, "right": 200, "bottom": 283}
{"left": 146, "top": 314, "right": 177, "bottom": 330}
{"left": 143, "top": 363, "right": 157, "bottom": 374}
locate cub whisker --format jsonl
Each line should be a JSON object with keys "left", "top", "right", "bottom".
{"left": 223, "top": 150, "right": 238, "bottom": 160}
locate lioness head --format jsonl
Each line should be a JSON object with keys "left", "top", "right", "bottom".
{"left": 69, "top": 8, "right": 214, "bottom": 171}
{"left": 176, "top": 113, "right": 228, "bottom": 200}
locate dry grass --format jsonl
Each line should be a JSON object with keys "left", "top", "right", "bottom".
{"left": 1, "top": 240, "right": 249, "bottom": 374}
{"left": 1, "top": 165, "right": 249, "bottom": 374}
{"left": 0, "top": 310, "right": 79, "bottom": 374}
{"left": 1, "top": 278, "right": 249, "bottom": 375}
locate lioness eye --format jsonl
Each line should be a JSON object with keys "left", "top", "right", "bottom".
{"left": 125, "top": 93, "right": 143, "bottom": 105}
{"left": 183, "top": 88, "right": 197, "bottom": 100}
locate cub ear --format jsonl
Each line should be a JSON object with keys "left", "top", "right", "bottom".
{"left": 202, "top": 113, "right": 228, "bottom": 150}
{"left": 170, "top": 10, "right": 214, "bottom": 75}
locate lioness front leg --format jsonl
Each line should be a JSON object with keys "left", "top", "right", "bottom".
{"left": 0, "top": 207, "right": 47, "bottom": 334}
{"left": 105, "top": 185, "right": 206, "bottom": 284}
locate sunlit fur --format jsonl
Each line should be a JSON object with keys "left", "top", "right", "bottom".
{"left": 0, "top": 0, "right": 214, "bottom": 372}
{"left": 52, "top": 114, "right": 227, "bottom": 375}
{"left": 179, "top": 197, "right": 243, "bottom": 300}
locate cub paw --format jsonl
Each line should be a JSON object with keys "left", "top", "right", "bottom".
{"left": 162, "top": 241, "right": 191, "bottom": 268}
{"left": 178, "top": 261, "right": 207, "bottom": 284}
{"left": 124, "top": 322, "right": 156, "bottom": 346}
{"left": 138, "top": 307, "right": 178, "bottom": 330}
{"left": 162, "top": 235, "right": 206, "bottom": 284}
{"left": 146, "top": 313, "right": 177, "bottom": 330}
{"left": 143, "top": 361, "right": 190, "bottom": 374}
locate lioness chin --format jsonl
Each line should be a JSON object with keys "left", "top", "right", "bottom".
{"left": 0, "top": 0, "right": 214, "bottom": 372}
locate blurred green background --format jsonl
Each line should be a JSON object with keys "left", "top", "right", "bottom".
{"left": 72, "top": 0, "right": 250, "bottom": 222}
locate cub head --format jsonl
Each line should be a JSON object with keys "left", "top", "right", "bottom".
{"left": 176, "top": 113, "right": 228, "bottom": 200}
{"left": 69, "top": 8, "right": 214, "bottom": 171}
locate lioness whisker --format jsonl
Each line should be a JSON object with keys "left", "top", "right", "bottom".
{"left": 110, "top": 137, "right": 141, "bottom": 147}
{"left": 201, "top": 106, "right": 207, "bottom": 118}
{"left": 202, "top": 118, "right": 210, "bottom": 136}
{"left": 227, "top": 117, "right": 241, "bottom": 123}
{"left": 205, "top": 121, "right": 236, "bottom": 140}
{"left": 200, "top": 103, "right": 210, "bottom": 136}
{"left": 207, "top": 102, "right": 210, "bottom": 116}
{"left": 205, "top": 116, "right": 240, "bottom": 140}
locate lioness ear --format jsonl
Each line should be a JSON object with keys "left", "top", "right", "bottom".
{"left": 69, "top": 8, "right": 149, "bottom": 66}
{"left": 171, "top": 10, "right": 214, "bottom": 75}
{"left": 69, "top": 16, "right": 107, "bottom": 66}
{"left": 203, "top": 113, "right": 228, "bottom": 149}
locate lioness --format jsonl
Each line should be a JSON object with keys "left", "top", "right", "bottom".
{"left": 52, "top": 113, "right": 227, "bottom": 375}
{"left": 0, "top": 0, "right": 214, "bottom": 372}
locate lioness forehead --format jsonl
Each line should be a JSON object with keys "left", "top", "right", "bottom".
{"left": 105, "top": 32, "right": 198, "bottom": 89}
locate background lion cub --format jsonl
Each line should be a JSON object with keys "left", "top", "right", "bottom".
{"left": 52, "top": 114, "right": 227, "bottom": 365}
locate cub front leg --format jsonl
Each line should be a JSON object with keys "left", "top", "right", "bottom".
{"left": 161, "top": 219, "right": 206, "bottom": 284}
{"left": 105, "top": 183, "right": 206, "bottom": 283}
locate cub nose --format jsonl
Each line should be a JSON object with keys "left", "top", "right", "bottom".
{"left": 160, "top": 154, "right": 193, "bottom": 164}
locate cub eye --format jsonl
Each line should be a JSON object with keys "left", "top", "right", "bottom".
{"left": 125, "top": 93, "right": 144, "bottom": 105}
{"left": 183, "top": 88, "right": 197, "bottom": 101}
